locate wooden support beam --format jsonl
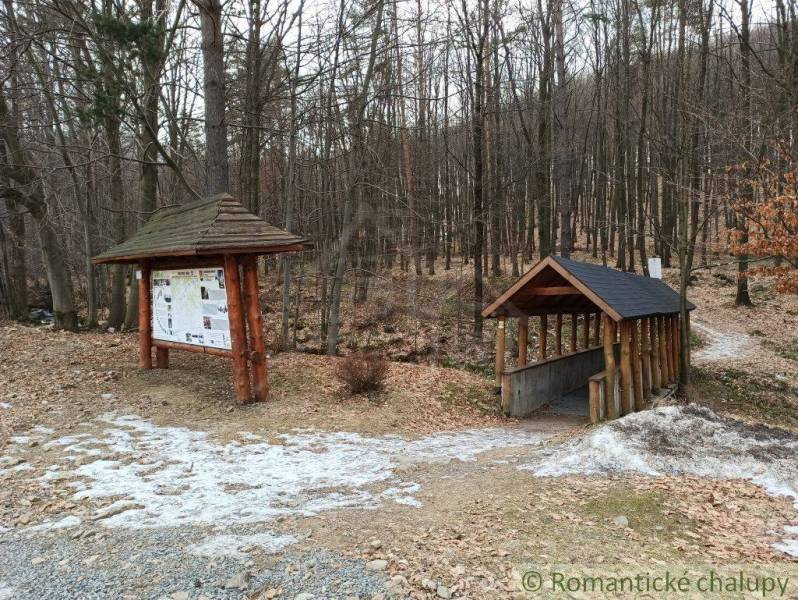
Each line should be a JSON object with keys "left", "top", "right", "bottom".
{"left": 672, "top": 314, "right": 681, "bottom": 381}
{"left": 518, "top": 316, "right": 529, "bottom": 367}
{"left": 495, "top": 316, "right": 506, "bottom": 387}
{"left": 593, "top": 312, "right": 601, "bottom": 346}
{"left": 555, "top": 314, "right": 563, "bottom": 356}
{"left": 641, "top": 317, "right": 652, "bottom": 397}
{"left": 602, "top": 314, "right": 618, "bottom": 420}
{"left": 242, "top": 255, "right": 269, "bottom": 402}
{"left": 570, "top": 313, "right": 578, "bottom": 353}
{"left": 630, "top": 320, "right": 644, "bottom": 411}
{"left": 582, "top": 312, "right": 590, "bottom": 348}
{"left": 588, "top": 375, "right": 602, "bottom": 424}
{"left": 658, "top": 315, "right": 673, "bottom": 386}
{"left": 650, "top": 316, "right": 661, "bottom": 391}
{"left": 539, "top": 314, "right": 548, "bottom": 360}
{"left": 155, "top": 347, "right": 169, "bottom": 369}
{"left": 685, "top": 311, "right": 692, "bottom": 370}
{"left": 619, "top": 321, "right": 634, "bottom": 415}
{"left": 152, "top": 339, "right": 232, "bottom": 357}
{"left": 525, "top": 285, "right": 580, "bottom": 295}
{"left": 138, "top": 262, "right": 152, "bottom": 369}
{"left": 224, "top": 254, "right": 252, "bottom": 404}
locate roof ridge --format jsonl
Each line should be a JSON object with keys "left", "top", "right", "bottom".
{"left": 194, "top": 195, "right": 227, "bottom": 249}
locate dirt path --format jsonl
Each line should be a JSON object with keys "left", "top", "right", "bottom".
{"left": 692, "top": 320, "right": 755, "bottom": 362}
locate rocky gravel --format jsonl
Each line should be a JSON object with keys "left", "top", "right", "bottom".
{"left": 0, "top": 525, "right": 390, "bottom": 599}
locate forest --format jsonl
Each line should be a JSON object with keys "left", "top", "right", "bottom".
{"left": 0, "top": 0, "right": 795, "bottom": 352}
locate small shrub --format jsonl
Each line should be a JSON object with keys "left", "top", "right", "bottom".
{"left": 336, "top": 352, "right": 389, "bottom": 395}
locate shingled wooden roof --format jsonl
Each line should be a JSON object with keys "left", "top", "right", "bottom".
{"left": 93, "top": 194, "right": 309, "bottom": 264}
{"left": 481, "top": 255, "right": 695, "bottom": 321}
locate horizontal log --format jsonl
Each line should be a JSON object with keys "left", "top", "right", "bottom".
{"left": 524, "top": 286, "right": 581, "bottom": 295}
{"left": 152, "top": 339, "right": 232, "bottom": 358}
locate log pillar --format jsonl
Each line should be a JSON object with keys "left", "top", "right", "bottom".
{"left": 155, "top": 347, "right": 169, "bottom": 369}
{"left": 224, "top": 254, "right": 252, "bottom": 403}
{"left": 675, "top": 315, "right": 681, "bottom": 381}
{"left": 650, "top": 316, "right": 661, "bottom": 391}
{"left": 138, "top": 262, "right": 153, "bottom": 369}
{"left": 570, "top": 313, "right": 578, "bottom": 353}
{"left": 555, "top": 314, "right": 563, "bottom": 356}
{"left": 630, "top": 320, "right": 644, "bottom": 411}
{"left": 685, "top": 310, "right": 692, "bottom": 371}
{"left": 593, "top": 312, "right": 601, "bottom": 346}
{"left": 518, "top": 316, "right": 529, "bottom": 367}
{"left": 495, "top": 316, "right": 506, "bottom": 387}
{"left": 242, "top": 255, "right": 269, "bottom": 402}
{"left": 539, "top": 314, "right": 548, "bottom": 360}
{"left": 619, "top": 320, "right": 634, "bottom": 415}
{"left": 602, "top": 314, "right": 618, "bottom": 420}
{"left": 582, "top": 313, "right": 590, "bottom": 348}
{"left": 660, "top": 315, "right": 671, "bottom": 384}
{"left": 641, "top": 317, "right": 651, "bottom": 397}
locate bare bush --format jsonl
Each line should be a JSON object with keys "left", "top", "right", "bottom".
{"left": 336, "top": 352, "right": 389, "bottom": 395}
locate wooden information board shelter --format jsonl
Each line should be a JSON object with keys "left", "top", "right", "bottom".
{"left": 93, "top": 193, "right": 309, "bottom": 403}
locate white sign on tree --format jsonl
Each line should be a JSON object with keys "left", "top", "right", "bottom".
{"left": 151, "top": 268, "right": 231, "bottom": 349}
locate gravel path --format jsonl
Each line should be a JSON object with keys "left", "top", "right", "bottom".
{"left": 692, "top": 321, "right": 754, "bottom": 362}
{"left": 0, "top": 525, "right": 389, "bottom": 599}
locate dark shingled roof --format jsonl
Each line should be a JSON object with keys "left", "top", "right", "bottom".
{"left": 93, "top": 194, "right": 309, "bottom": 264}
{"left": 481, "top": 255, "right": 694, "bottom": 321}
{"left": 551, "top": 256, "right": 694, "bottom": 318}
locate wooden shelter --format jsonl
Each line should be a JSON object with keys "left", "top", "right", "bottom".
{"left": 482, "top": 256, "right": 694, "bottom": 422}
{"left": 93, "top": 193, "right": 309, "bottom": 403}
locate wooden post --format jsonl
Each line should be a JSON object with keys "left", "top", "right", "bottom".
{"left": 155, "top": 347, "right": 169, "bottom": 369}
{"left": 650, "top": 316, "right": 661, "bottom": 391}
{"left": 619, "top": 321, "right": 633, "bottom": 415}
{"left": 593, "top": 312, "right": 601, "bottom": 346}
{"left": 518, "top": 316, "right": 529, "bottom": 367}
{"left": 641, "top": 317, "right": 651, "bottom": 397}
{"left": 495, "top": 316, "right": 506, "bottom": 387}
{"left": 588, "top": 377, "right": 602, "bottom": 424}
{"left": 685, "top": 310, "right": 691, "bottom": 370}
{"left": 602, "top": 314, "right": 618, "bottom": 419}
{"left": 555, "top": 314, "right": 563, "bottom": 356}
{"left": 138, "top": 262, "right": 153, "bottom": 369}
{"left": 570, "top": 313, "right": 577, "bottom": 353}
{"left": 660, "top": 315, "right": 671, "bottom": 384}
{"left": 630, "top": 320, "right": 644, "bottom": 411}
{"left": 224, "top": 254, "right": 252, "bottom": 403}
{"left": 242, "top": 255, "right": 269, "bottom": 402}
{"left": 582, "top": 313, "right": 590, "bottom": 348}
{"left": 672, "top": 314, "right": 681, "bottom": 381}
{"left": 539, "top": 314, "right": 548, "bottom": 360}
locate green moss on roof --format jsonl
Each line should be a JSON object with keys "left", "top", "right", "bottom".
{"left": 93, "top": 194, "right": 309, "bottom": 264}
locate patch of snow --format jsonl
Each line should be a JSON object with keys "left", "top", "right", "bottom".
{"left": 692, "top": 322, "right": 753, "bottom": 361}
{"left": 189, "top": 532, "right": 296, "bottom": 560}
{"left": 382, "top": 482, "right": 423, "bottom": 507}
{"left": 27, "top": 515, "right": 81, "bottom": 531}
{"left": 11, "top": 463, "right": 33, "bottom": 472}
{"left": 0, "top": 403, "right": 12, "bottom": 409}
{"left": 522, "top": 405, "right": 798, "bottom": 557}
{"left": 0, "top": 584, "right": 15, "bottom": 600}
{"left": 21, "top": 414, "right": 549, "bottom": 528}
{"left": 9, "top": 436, "right": 30, "bottom": 444}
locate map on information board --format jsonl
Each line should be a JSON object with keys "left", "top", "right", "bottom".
{"left": 151, "top": 267, "right": 231, "bottom": 349}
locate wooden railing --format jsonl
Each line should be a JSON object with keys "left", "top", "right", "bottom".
{"left": 587, "top": 368, "right": 620, "bottom": 424}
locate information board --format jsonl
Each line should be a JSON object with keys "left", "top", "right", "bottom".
{"left": 151, "top": 267, "right": 231, "bottom": 350}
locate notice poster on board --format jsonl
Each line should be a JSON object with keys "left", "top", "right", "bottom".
{"left": 151, "top": 267, "right": 231, "bottom": 349}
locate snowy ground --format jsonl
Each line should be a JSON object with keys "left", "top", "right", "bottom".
{"left": 522, "top": 404, "right": 798, "bottom": 556}
{"left": 9, "top": 414, "right": 553, "bottom": 529}
{"left": 0, "top": 417, "right": 556, "bottom": 599}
